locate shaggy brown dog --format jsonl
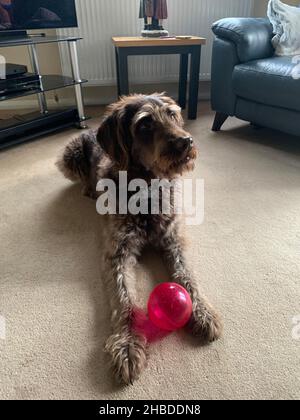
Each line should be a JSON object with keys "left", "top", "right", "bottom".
{"left": 57, "top": 93, "right": 222, "bottom": 384}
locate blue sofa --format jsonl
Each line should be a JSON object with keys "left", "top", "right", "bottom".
{"left": 211, "top": 17, "right": 300, "bottom": 137}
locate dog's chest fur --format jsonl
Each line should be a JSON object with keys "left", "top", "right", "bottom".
{"left": 97, "top": 154, "right": 180, "bottom": 244}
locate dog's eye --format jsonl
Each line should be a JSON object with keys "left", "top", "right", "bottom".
{"left": 139, "top": 117, "right": 153, "bottom": 131}
{"left": 169, "top": 112, "right": 177, "bottom": 120}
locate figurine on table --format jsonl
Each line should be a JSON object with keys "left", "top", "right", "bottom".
{"left": 139, "top": 0, "right": 169, "bottom": 37}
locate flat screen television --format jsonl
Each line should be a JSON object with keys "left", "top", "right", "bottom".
{"left": 0, "top": 0, "right": 78, "bottom": 35}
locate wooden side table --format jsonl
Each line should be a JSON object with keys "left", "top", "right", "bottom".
{"left": 112, "top": 36, "right": 206, "bottom": 120}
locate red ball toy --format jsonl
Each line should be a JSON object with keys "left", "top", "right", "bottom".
{"left": 148, "top": 283, "right": 193, "bottom": 331}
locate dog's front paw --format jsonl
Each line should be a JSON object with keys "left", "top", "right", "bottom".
{"left": 105, "top": 332, "right": 148, "bottom": 385}
{"left": 188, "top": 301, "right": 223, "bottom": 343}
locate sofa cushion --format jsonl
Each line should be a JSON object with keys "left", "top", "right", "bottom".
{"left": 232, "top": 56, "right": 300, "bottom": 112}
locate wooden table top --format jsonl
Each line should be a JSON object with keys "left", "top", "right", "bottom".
{"left": 112, "top": 36, "right": 206, "bottom": 48}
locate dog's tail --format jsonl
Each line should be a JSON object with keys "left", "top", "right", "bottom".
{"left": 56, "top": 130, "right": 101, "bottom": 183}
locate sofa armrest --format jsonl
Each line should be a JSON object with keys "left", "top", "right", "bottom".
{"left": 212, "top": 18, "right": 274, "bottom": 63}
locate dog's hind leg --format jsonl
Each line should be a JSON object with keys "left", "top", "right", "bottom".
{"left": 104, "top": 219, "right": 148, "bottom": 385}
{"left": 56, "top": 130, "right": 101, "bottom": 199}
{"left": 160, "top": 224, "right": 223, "bottom": 344}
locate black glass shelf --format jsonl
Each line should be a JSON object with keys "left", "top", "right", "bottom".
{"left": 0, "top": 108, "right": 89, "bottom": 150}
{"left": 0, "top": 35, "right": 81, "bottom": 48}
{"left": 0, "top": 35, "right": 87, "bottom": 150}
{"left": 0, "top": 75, "right": 87, "bottom": 102}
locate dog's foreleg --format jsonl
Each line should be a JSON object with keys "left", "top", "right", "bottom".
{"left": 104, "top": 224, "right": 148, "bottom": 384}
{"left": 160, "top": 227, "right": 222, "bottom": 343}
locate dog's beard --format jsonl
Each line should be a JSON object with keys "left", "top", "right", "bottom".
{"left": 168, "top": 146, "right": 197, "bottom": 173}
{"left": 148, "top": 146, "right": 197, "bottom": 178}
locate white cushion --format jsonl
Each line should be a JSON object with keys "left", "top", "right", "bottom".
{"left": 267, "top": 0, "right": 300, "bottom": 56}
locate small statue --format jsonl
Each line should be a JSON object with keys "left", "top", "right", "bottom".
{"left": 139, "top": 0, "right": 169, "bottom": 37}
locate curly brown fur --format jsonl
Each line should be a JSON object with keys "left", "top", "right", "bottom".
{"left": 56, "top": 131, "right": 102, "bottom": 198}
{"left": 57, "top": 93, "right": 222, "bottom": 384}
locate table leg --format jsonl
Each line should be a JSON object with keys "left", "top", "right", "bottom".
{"left": 178, "top": 53, "right": 188, "bottom": 109}
{"left": 188, "top": 46, "right": 201, "bottom": 120}
{"left": 117, "top": 48, "right": 129, "bottom": 96}
{"left": 115, "top": 48, "right": 121, "bottom": 97}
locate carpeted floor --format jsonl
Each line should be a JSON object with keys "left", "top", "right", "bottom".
{"left": 0, "top": 103, "right": 299, "bottom": 400}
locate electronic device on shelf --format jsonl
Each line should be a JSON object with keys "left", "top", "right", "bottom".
{"left": 0, "top": 72, "right": 40, "bottom": 96}
{"left": 2, "top": 63, "right": 28, "bottom": 79}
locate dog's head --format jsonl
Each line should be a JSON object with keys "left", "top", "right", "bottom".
{"left": 97, "top": 93, "right": 197, "bottom": 178}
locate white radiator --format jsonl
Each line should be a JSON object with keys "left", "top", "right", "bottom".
{"left": 59, "top": 0, "right": 254, "bottom": 85}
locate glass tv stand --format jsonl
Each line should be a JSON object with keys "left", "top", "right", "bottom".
{"left": 0, "top": 34, "right": 88, "bottom": 150}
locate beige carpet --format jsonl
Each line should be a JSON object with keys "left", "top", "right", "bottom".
{"left": 0, "top": 103, "right": 299, "bottom": 400}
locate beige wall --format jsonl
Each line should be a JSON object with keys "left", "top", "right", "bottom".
{"left": 253, "top": 0, "right": 299, "bottom": 16}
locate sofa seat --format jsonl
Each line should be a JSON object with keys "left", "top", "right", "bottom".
{"left": 233, "top": 56, "right": 300, "bottom": 112}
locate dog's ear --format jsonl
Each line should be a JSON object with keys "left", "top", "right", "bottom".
{"left": 97, "top": 104, "right": 130, "bottom": 170}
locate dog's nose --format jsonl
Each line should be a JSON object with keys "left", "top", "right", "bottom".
{"left": 174, "top": 136, "right": 193, "bottom": 153}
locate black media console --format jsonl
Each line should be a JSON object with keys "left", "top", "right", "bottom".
{"left": 0, "top": 34, "right": 88, "bottom": 150}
